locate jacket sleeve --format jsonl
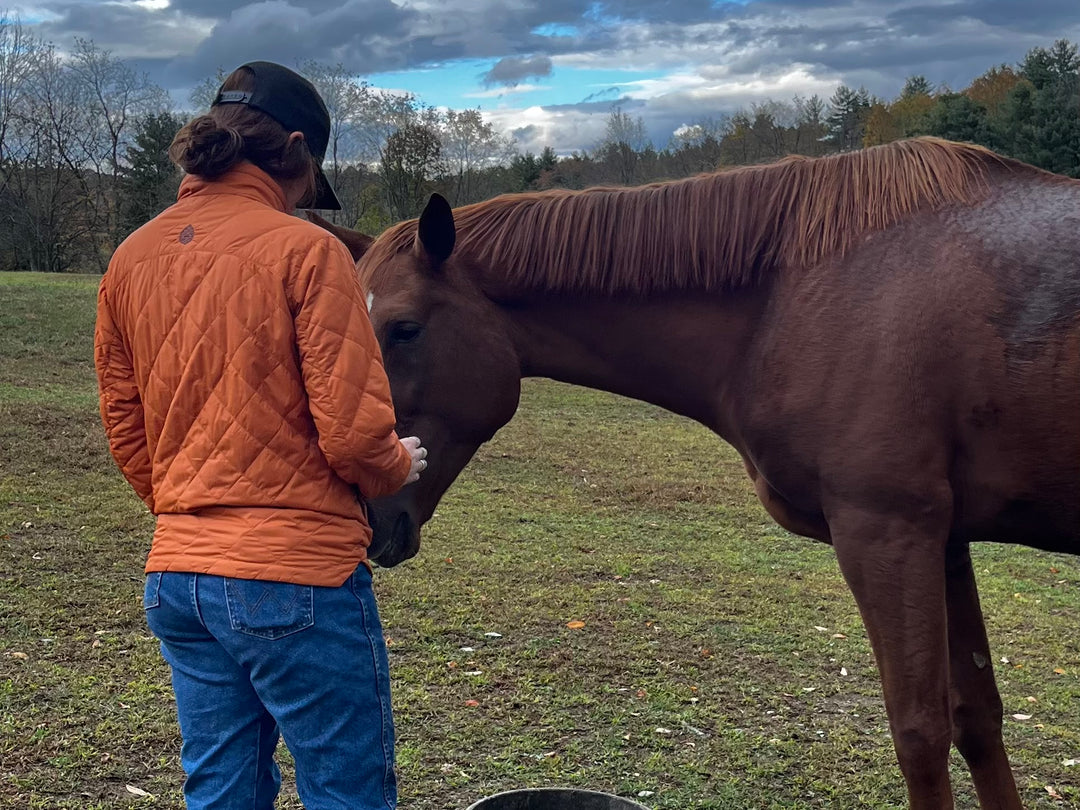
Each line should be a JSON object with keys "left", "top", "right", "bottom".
{"left": 292, "top": 235, "right": 412, "bottom": 499}
{"left": 94, "top": 281, "right": 155, "bottom": 512}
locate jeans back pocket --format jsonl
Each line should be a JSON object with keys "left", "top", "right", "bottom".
{"left": 224, "top": 578, "right": 314, "bottom": 640}
{"left": 143, "top": 572, "right": 162, "bottom": 610}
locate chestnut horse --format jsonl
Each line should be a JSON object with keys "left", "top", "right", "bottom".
{"left": 323, "top": 138, "right": 1080, "bottom": 809}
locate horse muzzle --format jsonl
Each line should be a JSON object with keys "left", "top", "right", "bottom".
{"left": 366, "top": 505, "right": 420, "bottom": 568}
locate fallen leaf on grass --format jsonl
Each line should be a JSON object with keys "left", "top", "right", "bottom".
{"left": 1063, "top": 759, "right": 1078, "bottom": 767}
{"left": 1011, "top": 714, "right": 1032, "bottom": 721}
{"left": 7, "top": 651, "right": 28, "bottom": 660}
{"left": 125, "top": 785, "right": 152, "bottom": 797}
{"left": 813, "top": 626, "right": 828, "bottom": 632}
{"left": 1054, "top": 668, "right": 1067, "bottom": 675}
{"left": 1045, "top": 786, "right": 1063, "bottom": 800}
{"left": 484, "top": 632, "right": 502, "bottom": 638}
{"left": 464, "top": 700, "right": 480, "bottom": 708}
{"left": 566, "top": 620, "right": 586, "bottom": 629}
{"left": 840, "top": 668, "right": 849, "bottom": 677}
{"left": 1026, "top": 696, "right": 1037, "bottom": 703}
{"left": 654, "top": 727, "right": 672, "bottom": 735}
{"left": 832, "top": 633, "right": 847, "bottom": 639}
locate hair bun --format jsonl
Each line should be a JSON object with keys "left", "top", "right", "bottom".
{"left": 169, "top": 115, "right": 244, "bottom": 179}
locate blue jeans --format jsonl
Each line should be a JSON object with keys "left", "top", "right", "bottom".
{"left": 144, "top": 566, "right": 396, "bottom": 810}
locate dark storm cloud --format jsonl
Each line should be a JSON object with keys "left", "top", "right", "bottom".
{"left": 22, "top": 0, "right": 1080, "bottom": 152}
{"left": 35, "top": 2, "right": 206, "bottom": 60}
{"left": 541, "top": 96, "right": 643, "bottom": 114}
{"left": 888, "top": 0, "right": 1080, "bottom": 34}
{"left": 31, "top": 0, "right": 731, "bottom": 82}
{"left": 482, "top": 55, "right": 553, "bottom": 86}
{"left": 580, "top": 86, "right": 622, "bottom": 104}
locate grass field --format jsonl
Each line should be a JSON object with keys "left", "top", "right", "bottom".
{"left": 1, "top": 271, "right": 1077, "bottom": 809}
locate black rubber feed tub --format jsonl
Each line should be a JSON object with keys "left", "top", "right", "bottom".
{"left": 466, "top": 788, "right": 650, "bottom": 810}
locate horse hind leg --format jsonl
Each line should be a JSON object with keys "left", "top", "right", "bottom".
{"left": 945, "top": 543, "right": 1023, "bottom": 810}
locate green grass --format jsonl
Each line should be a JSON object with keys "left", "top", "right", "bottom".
{"left": 1, "top": 271, "right": 1078, "bottom": 809}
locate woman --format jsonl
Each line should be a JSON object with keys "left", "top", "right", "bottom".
{"left": 94, "top": 61, "right": 426, "bottom": 810}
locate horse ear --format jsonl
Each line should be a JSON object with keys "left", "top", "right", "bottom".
{"left": 416, "top": 193, "right": 456, "bottom": 266}
{"left": 305, "top": 211, "right": 373, "bottom": 264}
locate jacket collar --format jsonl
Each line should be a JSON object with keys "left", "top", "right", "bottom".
{"left": 177, "top": 161, "right": 289, "bottom": 213}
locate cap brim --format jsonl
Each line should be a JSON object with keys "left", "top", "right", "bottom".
{"left": 309, "top": 166, "right": 342, "bottom": 211}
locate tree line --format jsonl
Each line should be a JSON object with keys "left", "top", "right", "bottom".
{"left": 2, "top": 15, "right": 1078, "bottom": 273}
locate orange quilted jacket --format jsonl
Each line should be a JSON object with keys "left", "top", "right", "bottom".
{"left": 95, "top": 162, "right": 411, "bottom": 586}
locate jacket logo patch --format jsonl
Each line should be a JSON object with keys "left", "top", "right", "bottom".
{"left": 179, "top": 225, "right": 195, "bottom": 244}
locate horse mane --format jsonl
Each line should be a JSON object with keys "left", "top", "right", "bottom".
{"left": 363, "top": 138, "right": 1024, "bottom": 296}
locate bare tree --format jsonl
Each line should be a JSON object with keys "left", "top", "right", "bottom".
{"left": 595, "top": 106, "right": 652, "bottom": 185}
{"left": 381, "top": 121, "right": 443, "bottom": 220}
{"left": 668, "top": 115, "right": 730, "bottom": 174}
{"left": 69, "top": 38, "right": 168, "bottom": 255}
{"left": 0, "top": 16, "right": 44, "bottom": 195}
{"left": 188, "top": 68, "right": 229, "bottom": 113}
{"left": 301, "top": 61, "right": 372, "bottom": 222}
{"left": 439, "top": 108, "right": 515, "bottom": 205}
{"left": 3, "top": 43, "right": 96, "bottom": 271}
{"left": 792, "top": 94, "right": 828, "bottom": 155}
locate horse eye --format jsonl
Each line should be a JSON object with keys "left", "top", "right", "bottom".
{"left": 389, "top": 321, "right": 423, "bottom": 345}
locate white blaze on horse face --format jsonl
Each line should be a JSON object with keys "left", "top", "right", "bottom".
{"left": 366, "top": 291, "right": 375, "bottom": 312}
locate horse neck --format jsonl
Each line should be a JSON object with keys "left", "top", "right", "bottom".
{"left": 501, "top": 288, "right": 768, "bottom": 436}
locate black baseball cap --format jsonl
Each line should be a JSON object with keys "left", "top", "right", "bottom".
{"left": 212, "top": 61, "right": 342, "bottom": 210}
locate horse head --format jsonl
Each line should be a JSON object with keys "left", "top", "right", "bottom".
{"left": 322, "top": 197, "right": 522, "bottom": 566}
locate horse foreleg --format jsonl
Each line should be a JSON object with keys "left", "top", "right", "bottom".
{"left": 830, "top": 506, "right": 954, "bottom": 810}
{"left": 945, "top": 543, "right": 1023, "bottom": 810}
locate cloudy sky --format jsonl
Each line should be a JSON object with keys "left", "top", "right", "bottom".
{"left": 16, "top": 0, "right": 1080, "bottom": 153}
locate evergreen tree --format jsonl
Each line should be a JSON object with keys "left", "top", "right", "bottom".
{"left": 901, "top": 75, "right": 933, "bottom": 99}
{"left": 925, "top": 94, "right": 990, "bottom": 144}
{"left": 826, "top": 85, "right": 871, "bottom": 151}
{"left": 1005, "top": 39, "right": 1080, "bottom": 176}
{"left": 119, "top": 112, "right": 183, "bottom": 237}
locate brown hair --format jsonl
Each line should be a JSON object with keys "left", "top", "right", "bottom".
{"left": 169, "top": 66, "right": 318, "bottom": 204}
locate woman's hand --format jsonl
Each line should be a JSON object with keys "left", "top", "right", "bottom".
{"left": 400, "top": 436, "right": 428, "bottom": 484}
